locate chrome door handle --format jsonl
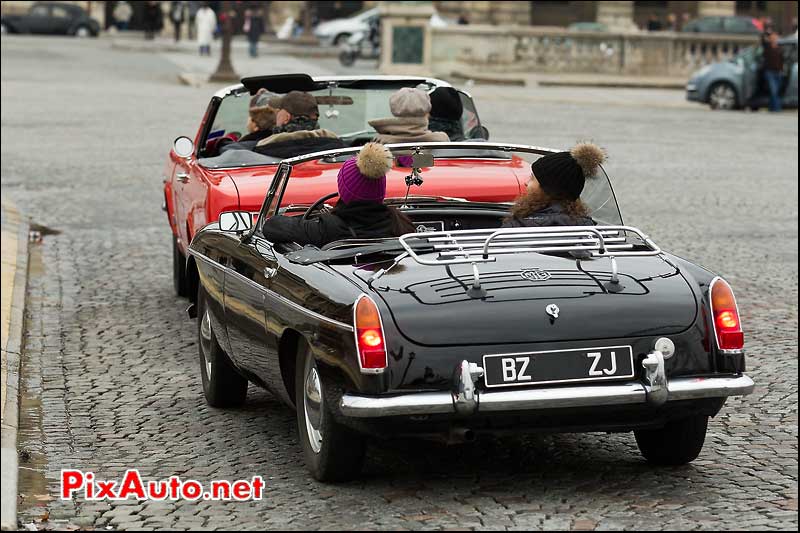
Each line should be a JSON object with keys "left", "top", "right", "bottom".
{"left": 176, "top": 172, "right": 189, "bottom": 183}
{"left": 263, "top": 267, "right": 277, "bottom": 278}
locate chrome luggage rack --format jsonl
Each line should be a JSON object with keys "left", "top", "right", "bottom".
{"left": 371, "top": 226, "right": 662, "bottom": 297}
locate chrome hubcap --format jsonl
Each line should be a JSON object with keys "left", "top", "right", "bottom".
{"left": 76, "top": 27, "right": 89, "bottom": 37}
{"left": 200, "top": 309, "right": 213, "bottom": 380}
{"left": 710, "top": 85, "right": 735, "bottom": 109}
{"left": 303, "top": 361, "right": 323, "bottom": 454}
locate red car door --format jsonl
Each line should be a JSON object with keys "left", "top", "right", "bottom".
{"left": 173, "top": 156, "right": 211, "bottom": 249}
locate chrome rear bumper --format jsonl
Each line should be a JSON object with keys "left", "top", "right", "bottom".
{"left": 339, "top": 353, "right": 754, "bottom": 419}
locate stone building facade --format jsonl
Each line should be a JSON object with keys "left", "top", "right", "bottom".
{"left": 434, "top": 1, "right": 798, "bottom": 33}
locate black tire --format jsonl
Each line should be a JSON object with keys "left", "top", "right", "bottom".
{"left": 332, "top": 32, "right": 351, "bottom": 46}
{"left": 338, "top": 49, "right": 356, "bottom": 67}
{"left": 708, "top": 82, "right": 738, "bottom": 110}
{"left": 73, "top": 25, "right": 92, "bottom": 38}
{"left": 173, "top": 235, "right": 189, "bottom": 298}
{"left": 634, "top": 415, "right": 709, "bottom": 466}
{"left": 295, "top": 342, "right": 366, "bottom": 481}
{"left": 197, "top": 285, "right": 248, "bottom": 408}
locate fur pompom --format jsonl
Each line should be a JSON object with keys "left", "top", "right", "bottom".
{"left": 570, "top": 142, "right": 606, "bottom": 178}
{"left": 356, "top": 142, "right": 392, "bottom": 179}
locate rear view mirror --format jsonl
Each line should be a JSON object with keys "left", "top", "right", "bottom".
{"left": 395, "top": 152, "right": 434, "bottom": 169}
{"left": 219, "top": 211, "right": 253, "bottom": 233}
{"left": 174, "top": 136, "right": 194, "bottom": 159}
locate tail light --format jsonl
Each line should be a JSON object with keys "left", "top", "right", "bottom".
{"left": 709, "top": 277, "right": 744, "bottom": 351}
{"left": 354, "top": 295, "right": 387, "bottom": 373}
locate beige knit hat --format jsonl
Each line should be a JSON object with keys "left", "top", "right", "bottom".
{"left": 389, "top": 87, "right": 432, "bottom": 118}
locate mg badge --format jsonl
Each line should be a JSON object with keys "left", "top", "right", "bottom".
{"left": 521, "top": 268, "right": 552, "bottom": 282}
{"left": 545, "top": 304, "right": 560, "bottom": 320}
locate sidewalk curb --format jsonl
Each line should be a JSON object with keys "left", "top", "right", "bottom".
{"left": 110, "top": 38, "right": 338, "bottom": 59}
{"left": 537, "top": 79, "right": 685, "bottom": 90}
{"left": 0, "top": 201, "right": 30, "bottom": 531}
{"left": 449, "top": 70, "right": 527, "bottom": 86}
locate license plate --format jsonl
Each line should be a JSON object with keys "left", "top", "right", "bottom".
{"left": 482, "top": 346, "right": 635, "bottom": 388}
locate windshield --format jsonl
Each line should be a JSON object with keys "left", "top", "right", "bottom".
{"left": 734, "top": 45, "right": 762, "bottom": 64}
{"left": 259, "top": 146, "right": 623, "bottom": 232}
{"left": 201, "top": 83, "right": 485, "bottom": 164}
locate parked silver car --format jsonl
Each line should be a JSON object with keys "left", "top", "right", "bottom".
{"left": 686, "top": 34, "right": 798, "bottom": 110}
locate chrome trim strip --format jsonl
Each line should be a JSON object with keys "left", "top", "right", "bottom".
{"left": 188, "top": 250, "right": 354, "bottom": 332}
{"left": 339, "top": 375, "right": 755, "bottom": 418}
{"left": 270, "top": 287, "right": 354, "bottom": 333}
{"left": 280, "top": 142, "right": 561, "bottom": 166}
{"left": 666, "top": 375, "right": 755, "bottom": 400}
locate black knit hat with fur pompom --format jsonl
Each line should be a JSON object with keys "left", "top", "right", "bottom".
{"left": 531, "top": 142, "right": 606, "bottom": 201}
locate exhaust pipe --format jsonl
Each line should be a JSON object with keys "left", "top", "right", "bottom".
{"left": 447, "top": 427, "right": 476, "bottom": 445}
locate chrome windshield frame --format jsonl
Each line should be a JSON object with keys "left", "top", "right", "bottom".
{"left": 252, "top": 142, "right": 623, "bottom": 240}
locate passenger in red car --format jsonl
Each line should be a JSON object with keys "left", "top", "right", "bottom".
{"left": 217, "top": 89, "right": 278, "bottom": 154}
{"left": 369, "top": 87, "right": 450, "bottom": 144}
{"left": 503, "top": 142, "right": 605, "bottom": 228}
{"left": 254, "top": 91, "right": 345, "bottom": 159}
{"left": 261, "top": 143, "right": 414, "bottom": 247}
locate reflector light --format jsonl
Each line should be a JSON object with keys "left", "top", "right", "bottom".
{"left": 354, "top": 296, "right": 387, "bottom": 372}
{"left": 710, "top": 278, "right": 744, "bottom": 351}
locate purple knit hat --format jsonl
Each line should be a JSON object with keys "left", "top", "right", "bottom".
{"left": 337, "top": 143, "right": 392, "bottom": 204}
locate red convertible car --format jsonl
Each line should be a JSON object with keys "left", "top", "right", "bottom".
{"left": 164, "top": 74, "right": 528, "bottom": 296}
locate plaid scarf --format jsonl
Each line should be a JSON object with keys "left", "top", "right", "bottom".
{"left": 272, "top": 116, "right": 320, "bottom": 134}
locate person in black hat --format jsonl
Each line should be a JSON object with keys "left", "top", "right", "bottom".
{"left": 428, "top": 87, "right": 465, "bottom": 141}
{"left": 503, "top": 142, "right": 606, "bottom": 228}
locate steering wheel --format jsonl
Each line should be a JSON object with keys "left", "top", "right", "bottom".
{"left": 302, "top": 192, "right": 339, "bottom": 220}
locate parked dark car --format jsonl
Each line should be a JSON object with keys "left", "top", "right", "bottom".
{"left": 185, "top": 142, "right": 754, "bottom": 481}
{"left": 1, "top": 2, "right": 100, "bottom": 37}
{"left": 681, "top": 15, "right": 762, "bottom": 34}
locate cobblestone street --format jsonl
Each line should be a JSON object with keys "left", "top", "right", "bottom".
{"left": 1, "top": 35, "right": 797, "bottom": 530}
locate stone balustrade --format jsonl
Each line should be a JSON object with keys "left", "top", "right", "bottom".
{"left": 431, "top": 25, "right": 760, "bottom": 77}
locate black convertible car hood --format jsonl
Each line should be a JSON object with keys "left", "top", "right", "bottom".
{"left": 351, "top": 253, "right": 697, "bottom": 347}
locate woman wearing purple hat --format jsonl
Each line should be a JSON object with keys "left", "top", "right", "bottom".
{"left": 261, "top": 143, "right": 414, "bottom": 247}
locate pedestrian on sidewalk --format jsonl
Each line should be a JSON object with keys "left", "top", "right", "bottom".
{"left": 170, "top": 1, "right": 186, "bottom": 43}
{"left": 112, "top": 0, "right": 133, "bottom": 31}
{"left": 187, "top": 1, "right": 199, "bottom": 40}
{"left": 143, "top": 1, "right": 163, "bottom": 40}
{"left": 762, "top": 31, "right": 784, "bottom": 112}
{"left": 646, "top": 14, "right": 663, "bottom": 32}
{"left": 244, "top": 6, "right": 266, "bottom": 58}
{"left": 195, "top": 2, "right": 216, "bottom": 56}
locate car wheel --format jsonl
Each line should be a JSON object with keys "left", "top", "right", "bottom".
{"left": 197, "top": 285, "right": 248, "bottom": 408}
{"left": 173, "top": 235, "right": 189, "bottom": 298}
{"left": 634, "top": 415, "right": 708, "bottom": 466}
{"left": 708, "top": 82, "right": 737, "bottom": 110}
{"left": 333, "top": 33, "right": 351, "bottom": 46}
{"left": 74, "top": 25, "right": 91, "bottom": 38}
{"left": 295, "top": 342, "right": 366, "bottom": 481}
{"left": 338, "top": 49, "right": 356, "bottom": 67}
{"left": 1, "top": 23, "right": 8, "bottom": 35}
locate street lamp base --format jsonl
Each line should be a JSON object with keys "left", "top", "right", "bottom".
{"left": 208, "top": 71, "right": 240, "bottom": 83}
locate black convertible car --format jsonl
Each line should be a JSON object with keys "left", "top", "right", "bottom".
{"left": 184, "top": 142, "right": 754, "bottom": 481}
